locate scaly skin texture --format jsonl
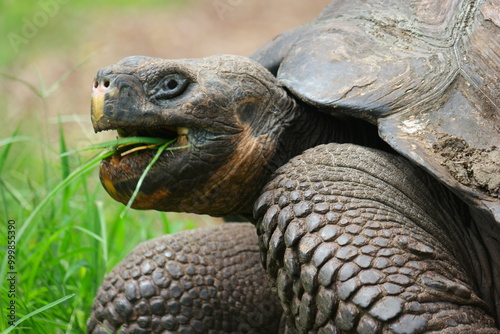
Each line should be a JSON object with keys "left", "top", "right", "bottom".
{"left": 254, "top": 144, "right": 499, "bottom": 333}
{"left": 87, "top": 224, "right": 283, "bottom": 333}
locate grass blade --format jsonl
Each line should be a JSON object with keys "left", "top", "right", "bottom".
{"left": 1, "top": 294, "right": 75, "bottom": 334}
{"left": 95, "top": 201, "right": 108, "bottom": 266}
{"left": 120, "top": 140, "right": 174, "bottom": 218}
{"left": 60, "top": 136, "right": 172, "bottom": 157}
{"left": 0, "top": 127, "right": 21, "bottom": 174}
{"left": 58, "top": 118, "right": 70, "bottom": 180}
{"left": 0, "top": 136, "right": 35, "bottom": 148}
{"left": 18, "top": 151, "right": 113, "bottom": 241}
{"left": 0, "top": 73, "right": 42, "bottom": 98}
{"left": 0, "top": 178, "right": 33, "bottom": 211}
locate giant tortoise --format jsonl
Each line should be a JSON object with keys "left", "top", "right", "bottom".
{"left": 87, "top": 0, "right": 500, "bottom": 332}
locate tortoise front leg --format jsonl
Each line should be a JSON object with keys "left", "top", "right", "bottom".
{"left": 87, "top": 223, "right": 282, "bottom": 334}
{"left": 255, "top": 143, "right": 499, "bottom": 333}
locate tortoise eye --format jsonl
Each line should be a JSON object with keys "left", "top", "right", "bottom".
{"left": 153, "top": 73, "right": 189, "bottom": 100}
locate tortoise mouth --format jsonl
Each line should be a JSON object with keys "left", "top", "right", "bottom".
{"left": 113, "top": 126, "right": 189, "bottom": 156}
{"left": 98, "top": 124, "right": 191, "bottom": 205}
{"left": 101, "top": 124, "right": 190, "bottom": 163}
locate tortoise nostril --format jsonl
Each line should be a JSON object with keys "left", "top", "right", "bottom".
{"left": 93, "top": 77, "right": 113, "bottom": 93}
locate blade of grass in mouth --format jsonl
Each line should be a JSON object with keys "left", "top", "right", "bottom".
{"left": 60, "top": 136, "right": 174, "bottom": 157}
{"left": 120, "top": 140, "right": 173, "bottom": 218}
{"left": 61, "top": 136, "right": 189, "bottom": 218}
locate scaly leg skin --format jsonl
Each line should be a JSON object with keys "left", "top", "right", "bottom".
{"left": 255, "top": 143, "right": 499, "bottom": 333}
{"left": 87, "top": 223, "right": 282, "bottom": 334}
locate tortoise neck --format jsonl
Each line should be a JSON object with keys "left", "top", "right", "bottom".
{"left": 269, "top": 98, "right": 387, "bottom": 172}
{"left": 241, "top": 88, "right": 388, "bottom": 218}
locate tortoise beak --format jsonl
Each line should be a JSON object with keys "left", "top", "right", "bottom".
{"left": 91, "top": 74, "right": 119, "bottom": 132}
{"left": 90, "top": 71, "right": 147, "bottom": 133}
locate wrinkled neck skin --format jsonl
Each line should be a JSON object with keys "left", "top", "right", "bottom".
{"left": 271, "top": 102, "right": 384, "bottom": 174}
{"left": 467, "top": 208, "right": 500, "bottom": 323}
{"left": 238, "top": 88, "right": 385, "bottom": 219}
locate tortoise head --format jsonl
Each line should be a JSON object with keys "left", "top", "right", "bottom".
{"left": 91, "top": 55, "right": 296, "bottom": 216}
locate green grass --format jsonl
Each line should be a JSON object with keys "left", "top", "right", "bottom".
{"left": 0, "top": 112, "right": 200, "bottom": 332}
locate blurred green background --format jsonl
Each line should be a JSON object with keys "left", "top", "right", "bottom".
{"left": 0, "top": 0, "right": 329, "bottom": 332}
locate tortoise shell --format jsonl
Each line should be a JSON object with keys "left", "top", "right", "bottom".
{"left": 251, "top": 0, "right": 500, "bottom": 227}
